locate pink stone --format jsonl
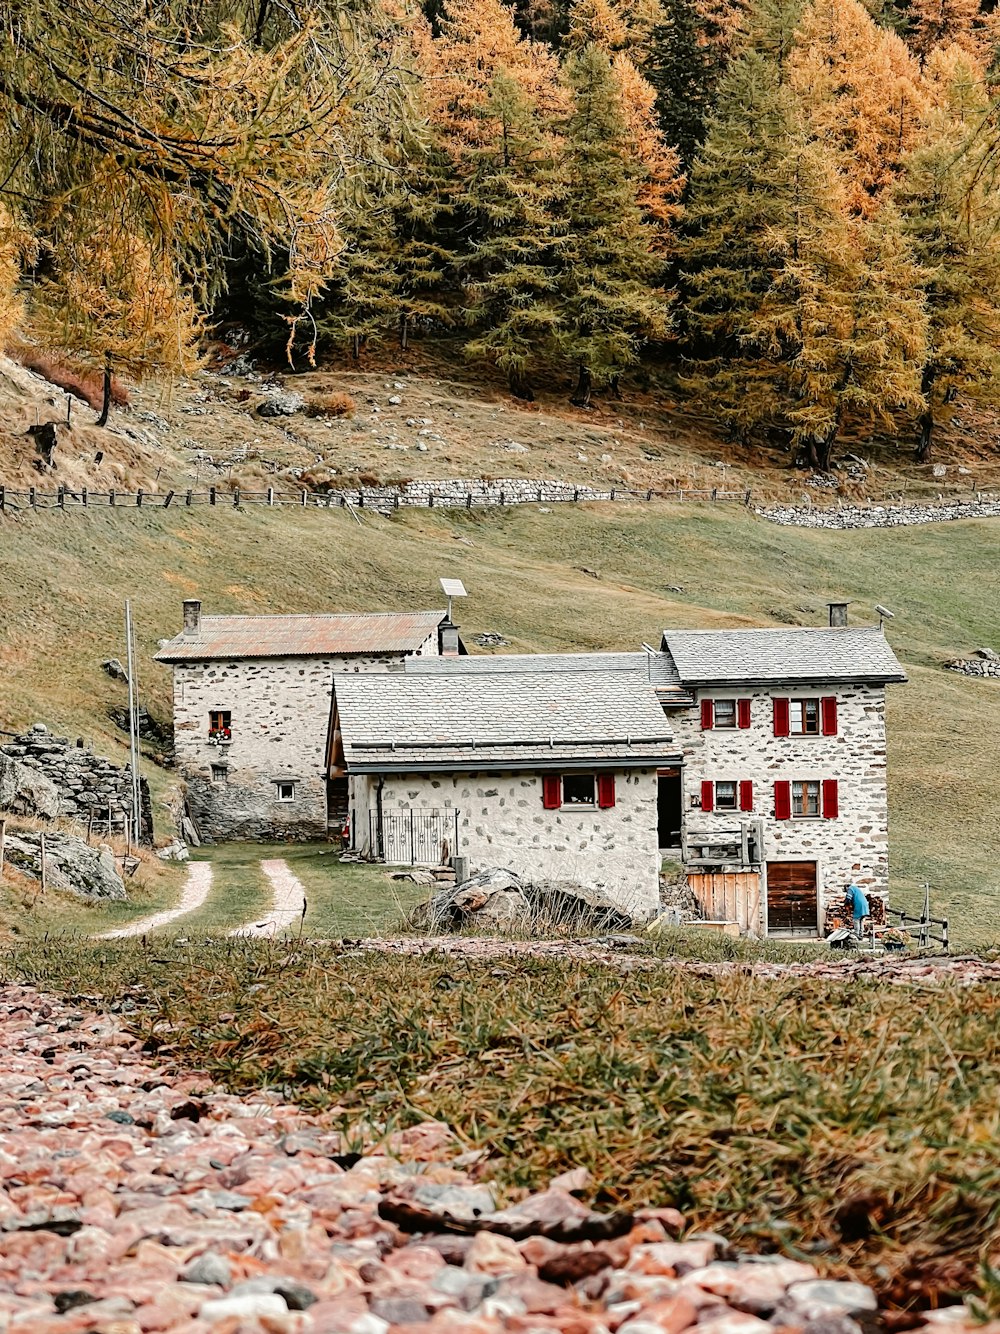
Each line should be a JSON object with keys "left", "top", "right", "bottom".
{"left": 465, "top": 1232, "right": 529, "bottom": 1277}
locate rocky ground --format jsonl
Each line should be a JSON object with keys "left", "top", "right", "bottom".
{"left": 0, "top": 983, "right": 989, "bottom": 1334}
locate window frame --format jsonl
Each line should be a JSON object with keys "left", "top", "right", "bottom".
{"left": 561, "top": 773, "right": 597, "bottom": 807}
{"left": 712, "top": 698, "right": 738, "bottom": 730}
{"left": 789, "top": 698, "right": 821, "bottom": 736}
{"left": 276, "top": 780, "right": 296, "bottom": 803}
{"left": 791, "top": 779, "right": 822, "bottom": 818}
{"left": 714, "top": 780, "right": 739, "bottom": 811}
{"left": 209, "top": 709, "right": 232, "bottom": 741}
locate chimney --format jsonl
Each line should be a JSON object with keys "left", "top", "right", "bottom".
{"left": 182, "top": 599, "right": 202, "bottom": 636}
{"left": 438, "top": 618, "right": 460, "bottom": 657}
{"left": 828, "top": 602, "right": 849, "bottom": 628}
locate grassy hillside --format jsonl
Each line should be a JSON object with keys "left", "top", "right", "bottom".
{"left": 0, "top": 499, "right": 997, "bottom": 940}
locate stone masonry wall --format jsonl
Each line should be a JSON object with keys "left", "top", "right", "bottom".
{"left": 0, "top": 724, "right": 151, "bottom": 840}
{"left": 353, "top": 768, "right": 662, "bottom": 920}
{"left": 173, "top": 635, "right": 438, "bottom": 841}
{"left": 760, "top": 498, "right": 1000, "bottom": 528}
{"left": 671, "top": 684, "right": 890, "bottom": 927}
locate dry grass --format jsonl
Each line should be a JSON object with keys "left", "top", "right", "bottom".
{"left": 10, "top": 345, "right": 130, "bottom": 410}
{"left": 304, "top": 389, "right": 356, "bottom": 418}
{"left": 5, "top": 937, "right": 1000, "bottom": 1313}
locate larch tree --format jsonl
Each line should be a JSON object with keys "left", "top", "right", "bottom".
{"left": 896, "top": 108, "right": 1000, "bottom": 460}
{"left": 0, "top": 0, "right": 414, "bottom": 417}
{"left": 460, "top": 72, "right": 567, "bottom": 398}
{"left": 789, "top": 0, "right": 930, "bottom": 217}
{"left": 906, "top": 0, "right": 984, "bottom": 68}
{"left": 558, "top": 44, "right": 670, "bottom": 404}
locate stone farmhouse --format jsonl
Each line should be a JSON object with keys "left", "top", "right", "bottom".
{"left": 157, "top": 599, "right": 906, "bottom": 936}
{"left": 154, "top": 601, "right": 463, "bottom": 841}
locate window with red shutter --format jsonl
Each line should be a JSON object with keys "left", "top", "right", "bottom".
{"left": 542, "top": 774, "right": 562, "bottom": 810}
{"left": 701, "top": 780, "right": 714, "bottom": 812}
{"left": 773, "top": 698, "right": 790, "bottom": 737}
{"left": 737, "top": 698, "right": 752, "bottom": 729}
{"left": 596, "top": 774, "right": 616, "bottom": 808}
{"left": 739, "top": 780, "right": 754, "bottom": 812}
{"left": 774, "top": 780, "right": 791, "bottom": 819}
{"left": 822, "top": 778, "right": 839, "bottom": 818}
{"left": 821, "top": 697, "right": 838, "bottom": 735}
{"left": 700, "top": 699, "right": 714, "bottom": 730}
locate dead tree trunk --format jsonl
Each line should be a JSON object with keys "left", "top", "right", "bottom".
{"left": 570, "top": 364, "right": 593, "bottom": 408}
{"left": 95, "top": 354, "right": 113, "bottom": 428}
{"left": 508, "top": 369, "right": 534, "bottom": 402}
{"left": 915, "top": 363, "right": 936, "bottom": 463}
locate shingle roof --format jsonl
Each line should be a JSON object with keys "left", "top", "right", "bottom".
{"left": 660, "top": 627, "right": 907, "bottom": 686}
{"left": 405, "top": 650, "right": 684, "bottom": 690}
{"left": 334, "top": 668, "right": 679, "bottom": 772}
{"left": 155, "top": 611, "right": 446, "bottom": 663}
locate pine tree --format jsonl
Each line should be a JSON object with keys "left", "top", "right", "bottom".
{"left": 642, "top": 0, "right": 720, "bottom": 169}
{"left": 896, "top": 110, "right": 1000, "bottom": 460}
{"left": 461, "top": 72, "right": 567, "bottom": 397}
{"left": 558, "top": 44, "right": 670, "bottom": 403}
{"left": 789, "top": 0, "right": 929, "bottom": 217}
{"left": 316, "top": 206, "right": 400, "bottom": 359}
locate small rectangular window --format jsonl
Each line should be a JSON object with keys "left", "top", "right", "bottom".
{"left": 789, "top": 700, "right": 820, "bottom": 735}
{"left": 792, "top": 780, "right": 821, "bottom": 817}
{"left": 210, "top": 764, "right": 228, "bottom": 785}
{"left": 276, "top": 781, "right": 296, "bottom": 803}
{"left": 715, "top": 780, "right": 738, "bottom": 810}
{"left": 713, "top": 699, "right": 737, "bottom": 729}
{"left": 562, "top": 774, "right": 596, "bottom": 806}
{"left": 209, "top": 710, "right": 232, "bottom": 741}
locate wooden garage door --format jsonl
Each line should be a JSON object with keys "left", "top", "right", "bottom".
{"left": 766, "top": 861, "right": 818, "bottom": 934}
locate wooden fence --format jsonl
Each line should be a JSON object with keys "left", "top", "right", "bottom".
{"left": 0, "top": 482, "right": 753, "bottom": 514}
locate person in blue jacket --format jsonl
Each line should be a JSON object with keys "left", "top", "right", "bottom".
{"left": 846, "top": 882, "right": 870, "bottom": 938}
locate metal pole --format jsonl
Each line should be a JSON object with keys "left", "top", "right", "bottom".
{"left": 124, "top": 601, "right": 141, "bottom": 847}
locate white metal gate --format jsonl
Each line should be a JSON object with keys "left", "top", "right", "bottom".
{"left": 372, "top": 808, "right": 459, "bottom": 866}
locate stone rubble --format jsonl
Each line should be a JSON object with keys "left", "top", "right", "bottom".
{"left": 0, "top": 984, "right": 981, "bottom": 1334}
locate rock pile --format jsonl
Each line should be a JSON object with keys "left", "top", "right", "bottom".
{"left": 0, "top": 724, "right": 150, "bottom": 838}
{"left": 0, "top": 829, "right": 126, "bottom": 899}
{"left": 412, "top": 868, "right": 635, "bottom": 934}
{"left": 945, "top": 648, "right": 1000, "bottom": 678}
{"left": 0, "top": 984, "right": 970, "bottom": 1334}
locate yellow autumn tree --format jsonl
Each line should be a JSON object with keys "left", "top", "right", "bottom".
{"left": 0, "top": 206, "right": 37, "bottom": 349}
{"left": 789, "top": 0, "right": 930, "bottom": 216}
{"left": 907, "top": 0, "right": 985, "bottom": 68}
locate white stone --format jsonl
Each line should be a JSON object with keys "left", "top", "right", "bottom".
{"left": 200, "top": 1292, "right": 288, "bottom": 1321}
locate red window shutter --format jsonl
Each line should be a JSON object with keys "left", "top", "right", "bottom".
{"left": 542, "top": 775, "right": 562, "bottom": 810}
{"left": 597, "top": 774, "right": 616, "bottom": 809}
{"left": 821, "top": 696, "right": 838, "bottom": 735}
{"left": 737, "top": 698, "right": 752, "bottom": 729}
{"left": 773, "top": 698, "right": 790, "bottom": 737}
{"left": 700, "top": 699, "right": 714, "bottom": 730}
{"left": 822, "top": 778, "right": 839, "bottom": 819}
{"left": 774, "top": 780, "right": 791, "bottom": 820}
{"left": 739, "top": 780, "right": 754, "bottom": 812}
{"left": 701, "top": 780, "right": 714, "bottom": 812}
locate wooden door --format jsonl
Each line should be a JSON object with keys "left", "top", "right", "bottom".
{"left": 766, "top": 861, "right": 818, "bottom": 935}
{"left": 687, "top": 872, "right": 762, "bottom": 935}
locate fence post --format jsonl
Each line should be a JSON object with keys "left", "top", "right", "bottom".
{"left": 136, "top": 488, "right": 143, "bottom": 507}
{"left": 500, "top": 489, "right": 505, "bottom": 506}
{"left": 0, "top": 817, "right": 5, "bottom": 881}
{"left": 428, "top": 491, "right": 434, "bottom": 507}
{"left": 267, "top": 487, "right": 274, "bottom": 506}
{"left": 82, "top": 487, "right": 88, "bottom": 507}
{"left": 610, "top": 488, "right": 616, "bottom": 501}
{"left": 0, "top": 487, "right": 5, "bottom": 513}
{"left": 39, "top": 831, "right": 46, "bottom": 895}
{"left": 711, "top": 487, "right": 718, "bottom": 501}
{"left": 209, "top": 486, "right": 216, "bottom": 506}
{"left": 394, "top": 494, "right": 400, "bottom": 510}
{"left": 109, "top": 489, "right": 115, "bottom": 507}
{"left": 29, "top": 487, "right": 36, "bottom": 509}
{"left": 186, "top": 489, "right": 192, "bottom": 506}
{"left": 163, "top": 490, "right": 174, "bottom": 508}
{"left": 744, "top": 488, "right": 752, "bottom": 505}
{"left": 466, "top": 492, "right": 472, "bottom": 509}
{"left": 233, "top": 487, "right": 240, "bottom": 508}
{"left": 57, "top": 485, "right": 65, "bottom": 509}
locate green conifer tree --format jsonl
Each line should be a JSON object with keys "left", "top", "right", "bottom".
{"left": 642, "top": 0, "right": 719, "bottom": 169}
{"left": 460, "top": 72, "right": 566, "bottom": 399}
{"left": 558, "top": 44, "right": 669, "bottom": 404}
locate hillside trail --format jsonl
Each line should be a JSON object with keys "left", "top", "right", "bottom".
{"left": 94, "top": 862, "right": 213, "bottom": 939}
{"left": 229, "top": 858, "right": 306, "bottom": 938}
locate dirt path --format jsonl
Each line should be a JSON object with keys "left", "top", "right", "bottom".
{"left": 229, "top": 858, "right": 305, "bottom": 938}
{"left": 95, "top": 861, "right": 213, "bottom": 939}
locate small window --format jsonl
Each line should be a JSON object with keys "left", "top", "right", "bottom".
{"left": 562, "top": 774, "right": 596, "bottom": 806}
{"left": 713, "top": 699, "right": 737, "bottom": 729}
{"left": 209, "top": 709, "right": 232, "bottom": 742}
{"left": 715, "top": 780, "right": 738, "bottom": 810}
{"left": 276, "top": 781, "right": 296, "bottom": 803}
{"left": 789, "top": 700, "right": 820, "bottom": 735}
{"left": 210, "top": 764, "right": 228, "bottom": 785}
{"left": 792, "top": 780, "right": 821, "bottom": 817}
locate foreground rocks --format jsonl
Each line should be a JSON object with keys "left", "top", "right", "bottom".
{"left": 0, "top": 984, "right": 980, "bottom": 1334}
{"left": 0, "top": 829, "right": 126, "bottom": 899}
{"left": 413, "top": 868, "right": 635, "bottom": 934}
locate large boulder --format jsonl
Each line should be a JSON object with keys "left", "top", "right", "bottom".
{"left": 410, "top": 868, "right": 634, "bottom": 933}
{"left": 2, "top": 829, "right": 126, "bottom": 899}
{"left": 256, "top": 390, "right": 304, "bottom": 418}
{"left": 0, "top": 753, "right": 60, "bottom": 820}
{"left": 523, "top": 880, "right": 634, "bottom": 932}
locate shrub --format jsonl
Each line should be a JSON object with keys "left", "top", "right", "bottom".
{"left": 12, "top": 347, "right": 130, "bottom": 410}
{"left": 304, "top": 391, "right": 355, "bottom": 419}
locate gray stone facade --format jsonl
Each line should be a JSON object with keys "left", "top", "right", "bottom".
{"left": 670, "top": 683, "right": 890, "bottom": 930}
{"left": 173, "top": 641, "right": 437, "bottom": 841}
{"left": 352, "top": 768, "right": 662, "bottom": 920}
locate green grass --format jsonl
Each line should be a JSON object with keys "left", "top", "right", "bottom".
{"left": 0, "top": 500, "right": 997, "bottom": 939}
{"left": 6, "top": 937, "right": 1000, "bottom": 1311}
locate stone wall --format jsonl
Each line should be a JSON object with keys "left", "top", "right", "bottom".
{"left": 173, "top": 638, "right": 438, "bottom": 841}
{"left": 760, "top": 498, "right": 1000, "bottom": 529}
{"left": 671, "top": 684, "right": 891, "bottom": 921}
{"left": 352, "top": 767, "right": 662, "bottom": 920}
{"left": 319, "top": 478, "right": 649, "bottom": 514}
{"left": 945, "top": 651, "right": 1000, "bottom": 678}
{"left": 0, "top": 724, "right": 151, "bottom": 841}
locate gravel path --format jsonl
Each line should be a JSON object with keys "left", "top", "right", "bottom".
{"left": 0, "top": 982, "right": 968, "bottom": 1334}
{"left": 94, "top": 861, "right": 213, "bottom": 939}
{"left": 229, "top": 858, "right": 305, "bottom": 938}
